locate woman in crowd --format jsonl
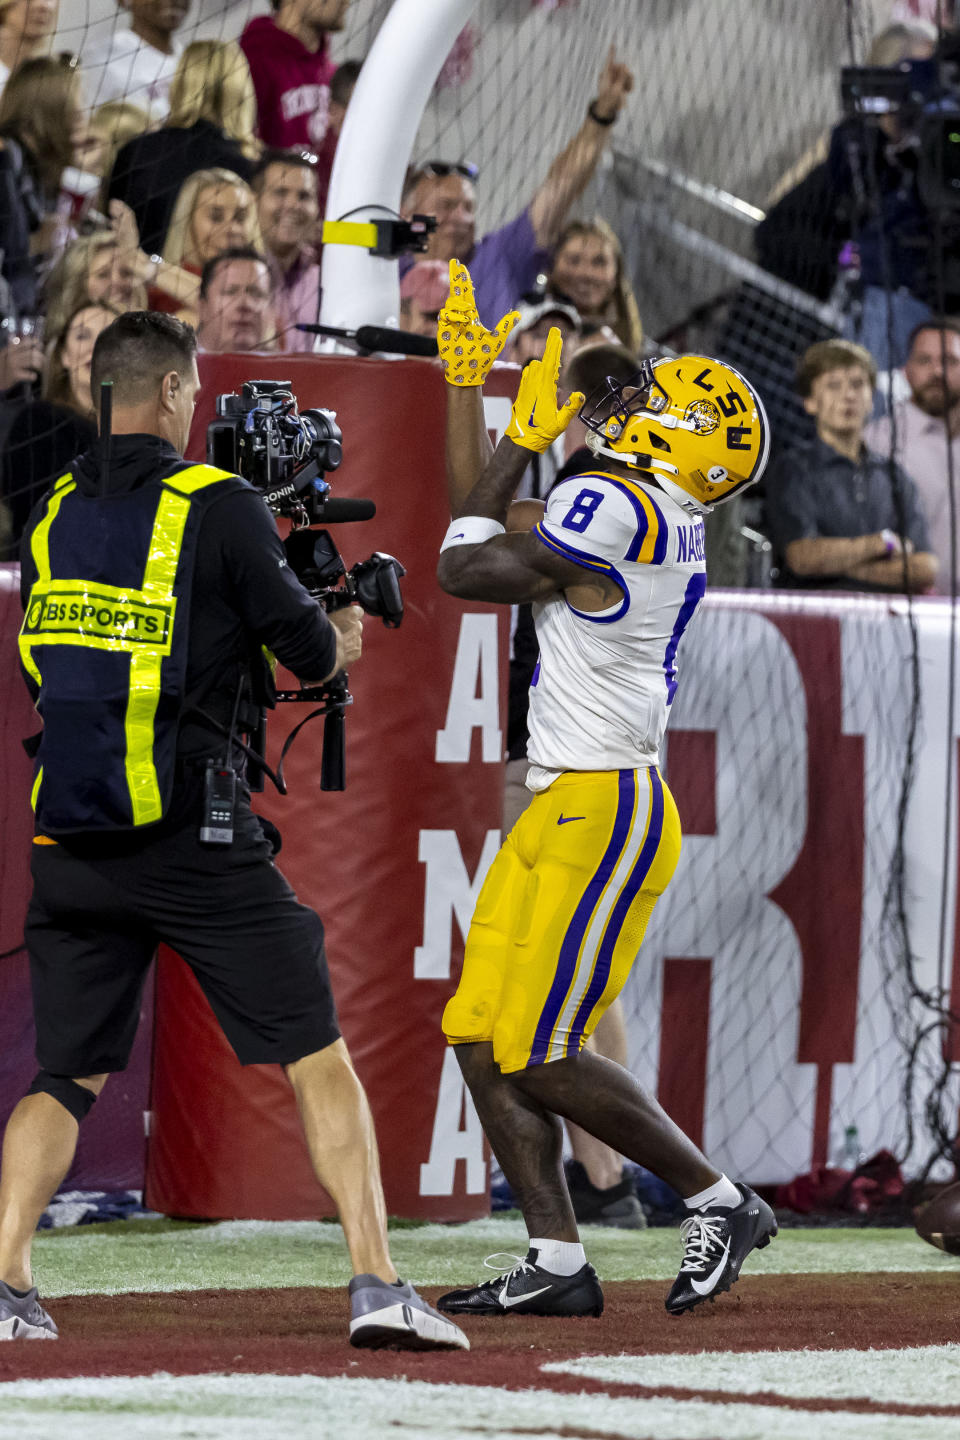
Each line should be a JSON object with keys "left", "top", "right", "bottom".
{"left": 44, "top": 204, "right": 200, "bottom": 335}
{"left": 76, "top": 99, "right": 152, "bottom": 192}
{"left": 547, "top": 218, "right": 642, "bottom": 355}
{"left": 108, "top": 41, "right": 260, "bottom": 256}
{"left": 0, "top": 54, "right": 85, "bottom": 216}
{"left": 159, "top": 167, "right": 263, "bottom": 324}
{"left": 0, "top": 0, "right": 58, "bottom": 96}
{"left": 0, "top": 301, "right": 117, "bottom": 550}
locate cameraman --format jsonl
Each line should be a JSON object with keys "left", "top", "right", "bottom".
{"left": 0, "top": 311, "right": 467, "bottom": 1354}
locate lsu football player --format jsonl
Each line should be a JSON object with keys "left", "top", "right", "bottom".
{"left": 434, "top": 261, "right": 776, "bottom": 1320}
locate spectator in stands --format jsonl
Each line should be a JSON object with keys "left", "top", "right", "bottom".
{"left": 75, "top": 99, "right": 152, "bottom": 188}
{"left": 0, "top": 108, "right": 42, "bottom": 315}
{"left": 508, "top": 296, "right": 581, "bottom": 371}
{"left": 108, "top": 40, "right": 259, "bottom": 257}
{"left": 252, "top": 147, "right": 319, "bottom": 351}
{"left": 45, "top": 205, "right": 200, "bottom": 334}
{"left": 196, "top": 247, "right": 275, "bottom": 353}
{"left": 865, "top": 318, "right": 960, "bottom": 596}
{"left": 81, "top": 0, "right": 190, "bottom": 123}
{"left": 0, "top": 55, "right": 85, "bottom": 216}
{"left": 239, "top": 0, "right": 348, "bottom": 214}
{"left": 400, "top": 46, "right": 634, "bottom": 324}
{"left": 328, "top": 57, "right": 360, "bottom": 138}
{"left": 398, "top": 260, "right": 448, "bottom": 338}
{"left": 45, "top": 231, "right": 145, "bottom": 336}
{"left": 0, "top": 0, "right": 58, "bottom": 97}
{"left": 160, "top": 168, "right": 263, "bottom": 322}
{"left": 546, "top": 218, "right": 642, "bottom": 355}
{"left": 765, "top": 338, "right": 936, "bottom": 592}
{"left": 0, "top": 301, "right": 116, "bottom": 550}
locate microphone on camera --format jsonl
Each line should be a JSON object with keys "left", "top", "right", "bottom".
{"left": 316, "top": 497, "right": 377, "bottom": 522}
{"left": 296, "top": 322, "right": 438, "bottom": 358}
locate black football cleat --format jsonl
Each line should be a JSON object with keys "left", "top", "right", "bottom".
{"left": 438, "top": 1249, "right": 604, "bottom": 1318}
{"left": 665, "top": 1183, "right": 777, "bottom": 1316}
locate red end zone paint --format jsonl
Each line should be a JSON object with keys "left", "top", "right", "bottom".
{"left": 1, "top": 1274, "right": 958, "bottom": 1405}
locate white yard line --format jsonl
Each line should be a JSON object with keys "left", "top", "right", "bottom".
{"left": 0, "top": 1371, "right": 957, "bottom": 1440}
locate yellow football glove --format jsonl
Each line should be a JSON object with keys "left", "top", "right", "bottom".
{"left": 505, "top": 327, "right": 584, "bottom": 454}
{"left": 437, "top": 260, "right": 518, "bottom": 386}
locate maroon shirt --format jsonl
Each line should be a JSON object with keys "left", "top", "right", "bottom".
{"left": 239, "top": 15, "right": 337, "bottom": 196}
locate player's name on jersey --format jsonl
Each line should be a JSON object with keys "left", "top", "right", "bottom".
{"left": 675, "top": 520, "right": 705, "bottom": 566}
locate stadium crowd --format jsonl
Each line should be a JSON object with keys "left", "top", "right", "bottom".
{"left": 0, "top": 0, "right": 956, "bottom": 601}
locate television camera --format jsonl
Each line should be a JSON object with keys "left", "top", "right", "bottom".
{"left": 207, "top": 379, "right": 405, "bottom": 791}
{"left": 841, "top": 31, "right": 960, "bottom": 214}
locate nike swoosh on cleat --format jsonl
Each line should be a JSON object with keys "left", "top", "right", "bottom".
{"left": 690, "top": 1239, "right": 732, "bottom": 1296}
{"left": 557, "top": 814, "right": 586, "bottom": 825}
{"left": 450, "top": 533, "right": 465, "bottom": 540}
{"left": 500, "top": 1284, "right": 552, "bottom": 1308}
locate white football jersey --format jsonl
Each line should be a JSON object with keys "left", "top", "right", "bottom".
{"left": 525, "top": 469, "right": 707, "bottom": 787}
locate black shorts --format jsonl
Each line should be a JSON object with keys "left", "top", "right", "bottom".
{"left": 26, "top": 794, "right": 341, "bottom": 1075}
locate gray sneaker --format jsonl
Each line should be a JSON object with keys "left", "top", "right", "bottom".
{"left": 0, "top": 1281, "right": 58, "bottom": 1340}
{"left": 348, "top": 1273, "right": 469, "bottom": 1351}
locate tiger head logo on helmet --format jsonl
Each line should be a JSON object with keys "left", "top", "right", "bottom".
{"left": 580, "top": 354, "right": 770, "bottom": 514}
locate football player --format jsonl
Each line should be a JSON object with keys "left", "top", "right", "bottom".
{"left": 434, "top": 261, "right": 776, "bottom": 1320}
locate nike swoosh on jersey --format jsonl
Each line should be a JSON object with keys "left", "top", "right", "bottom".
{"left": 557, "top": 814, "right": 586, "bottom": 825}
{"left": 500, "top": 1283, "right": 552, "bottom": 1308}
{"left": 690, "top": 1238, "right": 732, "bottom": 1296}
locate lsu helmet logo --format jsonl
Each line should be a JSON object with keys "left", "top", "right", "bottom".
{"left": 580, "top": 355, "right": 770, "bottom": 513}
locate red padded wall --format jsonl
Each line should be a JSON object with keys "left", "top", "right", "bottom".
{"left": 145, "top": 354, "right": 516, "bottom": 1220}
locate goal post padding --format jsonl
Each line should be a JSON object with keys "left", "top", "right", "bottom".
{"left": 144, "top": 353, "right": 519, "bottom": 1221}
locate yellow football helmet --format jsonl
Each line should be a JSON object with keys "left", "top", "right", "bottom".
{"left": 580, "top": 354, "right": 770, "bottom": 513}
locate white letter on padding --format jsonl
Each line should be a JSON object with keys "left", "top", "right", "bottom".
{"left": 420, "top": 1046, "right": 487, "bottom": 1196}
{"left": 436, "top": 613, "right": 501, "bottom": 763}
{"left": 413, "top": 828, "right": 501, "bottom": 979}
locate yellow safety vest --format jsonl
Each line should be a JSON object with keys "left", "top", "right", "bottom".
{"left": 19, "top": 462, "right": 240, "bottom": 834}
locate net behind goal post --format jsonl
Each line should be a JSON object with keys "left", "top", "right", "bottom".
{"left": 56, "top": 0, "right": 960, "bottom": 1185}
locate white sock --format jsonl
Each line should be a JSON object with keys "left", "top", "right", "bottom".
{"left": 530, "top": 1237, "right": 586, "bottom": 1275}
{"left": 683, "top": 1174, "right": 741, "bottom": 1212}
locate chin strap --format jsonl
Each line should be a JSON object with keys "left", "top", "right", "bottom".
{"left": 583, "top": 434, "right": 712, "bottom": 516}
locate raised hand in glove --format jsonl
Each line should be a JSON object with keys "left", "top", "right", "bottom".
{"left": 505, "top": 327, "right": 584, "bottom": 454}
{"left": 437, "top": 259, "right": 518, "bottom": 386}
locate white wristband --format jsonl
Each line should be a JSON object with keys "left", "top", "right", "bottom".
{"left": 440, "top": 515, "right": 505, "bottom": 552}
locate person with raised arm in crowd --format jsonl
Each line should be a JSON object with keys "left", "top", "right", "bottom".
{"left": 196, "top": 247, "right": 275, "bottom": 354}
{"left": 0, "top": 307, "right": 469, "bottom": 1354}
{"left": 865, "top": 319, "right": 960, "bottom": 597}
{"left": 400, "top": 46, "right": 634, "bottom": 326}
{"left": 107, "top": 40, "right": 259, "bottom": 258}
{"left": 0, "top": 0, "right": 58, "bottom": 97}
{"left": 239, "top": 0, "right": 348, "bottom": 213}
{"left": 81, "top": 0, "right": 190, "bottom": 124}
{"left": 765, "top": 339, "right": 937, "bottom": 592}
{"left": 252, "top": 148, "right": 320, "bottom": 351}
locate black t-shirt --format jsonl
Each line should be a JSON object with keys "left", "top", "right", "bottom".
{"left": 107, "top": 121, "right": 256, "bottom": 255}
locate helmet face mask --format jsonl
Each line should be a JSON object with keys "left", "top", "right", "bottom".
{"left": 580, "top": 355, "right": 770, "bottom": 514}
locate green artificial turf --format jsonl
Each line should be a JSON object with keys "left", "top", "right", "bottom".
{"left": 33, "top": 1214, "right": 959, "bottom": 1298}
